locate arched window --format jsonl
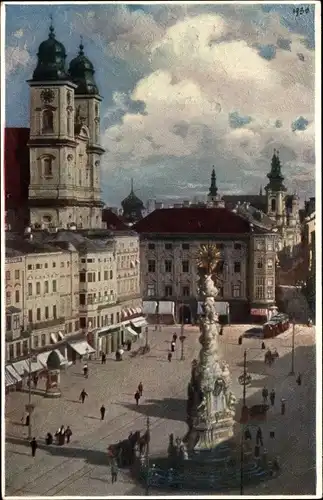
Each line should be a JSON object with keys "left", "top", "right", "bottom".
{"left": 271, "top": 198, "right": 276, "bottom": 212}
{"left": 43, "top": 158, "right": 53, "bottom": 177}
{"left": 42, "top": 109, "right": 54, "bottom": 133}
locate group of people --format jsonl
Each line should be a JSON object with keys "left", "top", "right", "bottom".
{"left": 264, "top": 348, "right": 279, "bottom": 366}
{"left": 167, "top": 332, "right": 178, "bottom": 362}
{"left": 134, "top": 382, "right": 143, "bottom": 405}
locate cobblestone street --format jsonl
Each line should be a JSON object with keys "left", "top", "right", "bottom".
{"left": 5, "top": 324, "right": 316, "bottom": 496}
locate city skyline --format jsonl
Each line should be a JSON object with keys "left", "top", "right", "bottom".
{"left": 5, "top": 2, "right": 317, "bottom": 206}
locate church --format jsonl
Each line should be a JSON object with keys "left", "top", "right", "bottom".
{"left": 27, "top": 23, "right": 105, "bottom": 230}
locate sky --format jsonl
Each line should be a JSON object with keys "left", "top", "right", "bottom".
{"left": 5, "top": 2, "right": 317, "bottom": 207}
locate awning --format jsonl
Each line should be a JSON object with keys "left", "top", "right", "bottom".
{"left": 68, "top": 340, "right": 95, "bottom": 356}
{"left": 5, "top": 369, "right": 17, "bottom": 387}
{"left": 12, "top": 360, "right": 29, "bottom": 376}
{"left": 50, "top": 333, "right": 58, "bottom": 344}
{"left": 131, "top": 316, "right": 148, "bottom": 328}
{"left": 158, "top": 301, "right": 175, "bottom": 315}
{"left": 143, "top": 301, "right": 157, "bottom": 315}
{"left": 37, "top": 349, "right": 68, "bottom": 368}
{"left": 125, "top": 326, "right": 138, "bottom": 338}
{"left": 57, "top": 331, "right": 65, "bottom": 340}
{"left": 135, "top": 307, "right": 142, "bottom": 314}
{"left": 122, "top": 309, "right": 129, "bottom": 319}
{"left": 6, "top": 365, "right": 22, "bottom": 383}
{"left": 251, "top": 308, "right": 268, "bottom": 316}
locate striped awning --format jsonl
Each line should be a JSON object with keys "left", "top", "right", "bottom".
{"left": 131, "top": 317, "right": 148, "bottom": 328}
{"left": 6, "top": 365, "right": 22, "bottom": 383}
{"left": 5, "top": 370, "right": 17, "bottom": 387}
{"left": 125, "top": 326, "right": 138, "bottom": 338}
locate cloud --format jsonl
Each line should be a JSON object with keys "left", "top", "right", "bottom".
{"left": 257, "top": 44, "right": 277, "bottom": 60}
{"left": 229, "top": 111, "right": 253, "bottom": 129}
{"left": 277, "top": 37, "right": 292, "bottom": 51}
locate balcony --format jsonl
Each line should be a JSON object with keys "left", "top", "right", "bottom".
{"left": 117, "top": 293, "right": 141, "bottom": 302}
{"left": 28, "top": 317, "right": 65, "bottom": 331}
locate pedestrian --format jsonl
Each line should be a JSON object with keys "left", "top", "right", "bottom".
{"left": 167, "top": 352, "right": 172, "bottom": 362}
{"left": 219, "top": 326, "right": 223, "bottom": 336}
{"left": 30, "top": 437, "right": 38, "bottom": 457}
{"left": 261, "top": 341, "right": 266, "bottom": 350}
{"left": 134, "top": 390, "right": 140, "bottom": 406}
{"left": 262, "top": 386, "right": 269, "bottom": 404}
{"left": 100, "top": 405, "right": 106, "bottom": 421}
{"left": 65, "top": 426, "right": 72, "bottom": 443}
{"left": 55, "top": 428, "right": 60, "bottom": 444}
{"left": 101, "top": 352, "right": 106, "bottom": 364}
{"left": 127, "top": 340, "right": 132, "bottom": 351}
{"left": 270, "top": 389, "right": 276, "bottom": 406}
{"left": 83, "top": 364, "right": 88, "bottom": 378}
{"left": 79, "top": 389, "right": 88, "bottom": 403}
{"left": 172, "top": 333, "right": 177, "bottom": 343}
{"left": 138, "top": 382, "right": 143, "bottom": 397}
{"left": 238, "top": 335, "right": 242, "bottom": 345}
{"left": 45, "top": 432, "right": 53, "bottom": 445}
{"left": 281, "top": 398, "right": 286, "bottom": 415}
{"left": 171, "top": 341, "right": 175, "bottom": 352}
{"left": 33, "top": 374, "right": 38, "bottom": 389}
{"left": 25, "top": 413, "right": 30, "bottom": 427}
{"left": 111, "top": 459, "right": 118, "bottom": 483}
{"left": 296, "top": 373, "right": 302, "bottom": 386}
{"left": 256, "top": 427, "right": 263, "bottom": 446}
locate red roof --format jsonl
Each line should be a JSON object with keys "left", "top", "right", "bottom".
{"left": 4, "top": 128, "right": 30, "bottom": 207}
{"left": 102, "top": 208, "right": 129, "bottom": 231}
{"left": 134, "top": 207, "right": 251, "bottom": 234}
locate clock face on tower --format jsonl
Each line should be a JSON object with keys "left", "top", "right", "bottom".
{"left": 40, "top": 89, "right": 55, "bottom": 103}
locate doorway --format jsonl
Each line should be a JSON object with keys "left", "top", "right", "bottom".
{"left": 179, "top": 305, "right": 191, "bottom": 324}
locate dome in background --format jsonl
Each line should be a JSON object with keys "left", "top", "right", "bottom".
{"left": 32, "top": 23, "right": 68, "bottom": 82}
{"left": 69, "top": 39, "right": 99, "bottom": 95}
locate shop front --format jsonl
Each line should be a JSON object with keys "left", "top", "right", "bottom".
{"left": 250, "top": 307, "right": 269, "bottom": 324}
{"left": 67, "top": 340, "right": 96, "bottom": 363}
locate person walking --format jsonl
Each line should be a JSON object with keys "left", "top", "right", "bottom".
{"left": 138, "top": 382, "right": 143, "bottom": 397}
{"left": 134, "top": 390, "right": 140, "bottom": 406}
{"left": 101, "top": 352, "right": 106, "bottom": 364}
{"left": 83, "top": 364, "right": 88, "bottom": 378}
{"left": 256, "top": 427, "right": 263, "bottom": 446}
{"left": 172, "top": 333, "right": 177, "bottom": 343}
{"left": 30, "top": 437, "right": 38, "bottom": 457}
{"left": 59, "top": 425, "right": 65, "bottom": 445}
{"left": 262, "top": 386, "right": 269, "bottom": 404}
{"left": 171, "top": 341, "right": 175, "bottom": 353}
{"left": 65, "top": 426, "right": 72, "bottom": 443}
{"left": 167, "top": 352, "right": 172, "bottom": 362}
{"left": 100, "top": 405, "right": 106, "bottom": 421}
{"left": 270, "top": 389, "right": 276, "bottom": 406}
{"left": 79, "top": 389, "right": 88, "bottom": 404}
{"left": 45, "top": 432, "right": 53, "bottom": 445}
{"left": 111, "top": 459, "right": 118, "bottom": 483}
{"left": 281, "top": 398, "right": 286, "bottom": 415}
{"left": 296, "top": 373, "right": 302, "bottom": 386}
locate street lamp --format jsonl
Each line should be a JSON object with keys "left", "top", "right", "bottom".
{"left": 289, "top": 319, "right": 296, "bottom": 376}
{"left": 145, "top": 416, "right": 150, "bottom": 496}
{"left": 25, "top": 326, "right": 36, "bottom": 440}
{"left": 238, "top": 349, "right": 252, "bottom": 495}
{"left": 145, "top": 326, "right": 149, "bottom": 348}
{"left": 179, "top": 333, "right": 186, "bottom": 361}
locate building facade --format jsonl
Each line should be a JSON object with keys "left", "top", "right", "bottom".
{"left": 135, "top": 207, "right": 278, "bottom": 324}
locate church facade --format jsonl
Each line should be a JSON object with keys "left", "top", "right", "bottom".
{"left": 27, "top": 25, "right": 104, "bottom": 230}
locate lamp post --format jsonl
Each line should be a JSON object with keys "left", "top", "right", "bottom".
{"left": 238, "top": 349, "right": 252, "bottom": 495}
{"left": 179, "top": 331, "right": 186, "bottom": 361}
{"left": 289, "top": 319, "right": 296, "bottom": 376}
{"left": 145, "top": 326, "right": 149, "bottom": 347}
{"left": 145, "top": 416, "right": 150, "bottom": 496}
{"left": 26, "top": 326, "right": 36, "bottom": 440}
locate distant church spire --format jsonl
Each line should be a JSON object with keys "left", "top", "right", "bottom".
{"left": 265, "top": 149, "right": 286, "bottom": 192}
{"left": 208, "top": 167, "right": 218, "bottom": 197}
{"left": 259, "top": 185, "right": 263, "bottom": 196}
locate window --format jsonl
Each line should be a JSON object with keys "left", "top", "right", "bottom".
{"left": 234, "top": 262, "right": 241, "bottom": 273}
{"left": 88, "top": 272, "right": 95, "bottom": 282}
{"left": 53, "top": 305, "right": 57, "bottom": 319}
{"left": 52, "top": 262, "right": 56, "bottom": 268}
{"left": 271, "top": 198, "right": 276, "bottom": 212}
{"left": 148, "top": 243, "right": 155, "bottom": 250}
{"left": 255, "top": 287, "right": 265, "bottom": 300}
{"left": 79, "top": 294, "right": 86, "bottom": 305}
{"left": 68, "top": 323, "right": 72, "bottom": 333}
{"left": 44, "top": 281, "right": 49, "bottom": 294}
{"left": 15, "top": 290, "right": 20, "bottom": 303}
{"left": 36, "top": 263, "right": 41, "bottom": 269}
{"left": 42, "top": 109, "right": 54, "bottom": 133}
{"left": 267, "top": 258, "right": 273, "bottom": 269}
{"left": 36, "top": 308, "right": 41, "bottom": 321}
{"left": 41, "top": 334, "right": 46, "bottom": 346}
{"left": 267, "top": 278, "right": 274, "bottom": 287}
{"left": 148, "top": 260, "right": 156, "bottom": 273}
{"left": 61, "top": 262, "right": 64, "bottom": 268}
{"left": 234, "top": 243, "right": 242, "bottom": 250}
{"left": 6, "top": 315, "right": 12, "bottom": 331}
{"left": 87, "top": 294, "right": 94, "bottom": 304}
{"left": 256, "top": 277, "right": 265, "bottom": 287}
{"left": 165, "top": 243, "right": 173, "bottom": 250}
{"left": 28, "top": 264, "right": 33, "bottom": 270}
{"left": 267, "top": 287, "right": 274, "bottom": 299}
{"left": 28, "top": 310, "right": 33, "bottom": 323}
{"left": 165, "top": 260, "right": 172, "bottom": 272}
{"left": 52, "top": 280, "right": 57, "bottom": 292}
{"left": 233, "top": 284, "right": 241, "bottom": 298}
{"left": 182, "top": 286, "right": 190, "bottom": 297}
{"left": 80, "top": 272, "right": 86, "bottom": 282}
{"left": 257, "top": 260, "right": 263, "bottom": 269}
{"left": 44, "top": 263, "right": 48, "bottom": 268}
{"left": 75, "top": 320, "right": 79, "bottom": 331}
{"left": 8, "top": 344, "right": 14, "bottom": 360}
{"left": 6, "top": 291, "right": 11, "bottom": 306}
{"left": 23, "top": 340, "right": 29, "bottom": 356}
{"left": 104, "top": 271, "right": 108, "bottom": 280}
{"left": 43, "top": 157, "right": 53, "bottom": 177}
{"left": 36, "top": 282, "right": 41, "bottom": 295}
{"left": 45, "top": 306, "right": 49, "bottom": 319}
{"left": 16, "top": 343, "right": 21, "bottom": 358}
{"left": 13, "top": 314, "right": 20, "bottom": 330}
{"left": 182, "top": 243, "right": 190, "bottom": 250}
{"left": 165, "top": 285, "right": 173, "bottom": 297}
{"left": 147, "top": 284, "right": 156, "bottom": 297}
{"left": 34, "top": 335, "right": 39, "bottom": 348}
{"left": 110, "top": 313, "right": 114, "bottom": 325}
{"left": 267, "top": 240, "right": 274, "bottom": 251}
{"left": 6, "top": 270, "right": 11, "bottom": 280}
{"left": 80, "top": 317, "right": 86, "bottom": 328}
{"left": 28, "top": 283, "right": 32, "bottom": 296}
{"left": 182, "top": 260, "right": 189, "bottom": 273}
{"left": 15, "top": 270, "right": 20, "bottom": 280}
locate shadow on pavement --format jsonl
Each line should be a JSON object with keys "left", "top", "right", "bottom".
{"left": 118, "top": 397, "right": 186, "bottom": 422}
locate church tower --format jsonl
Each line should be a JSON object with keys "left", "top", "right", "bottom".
{"left": 207, "top": 168, "right": 225, "bottom": 207}
{"left": 27, "top": 23, "right": 104, "bottom": 229}
{"left": 264, "top": 150, "right": 287, "bottom": 226}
